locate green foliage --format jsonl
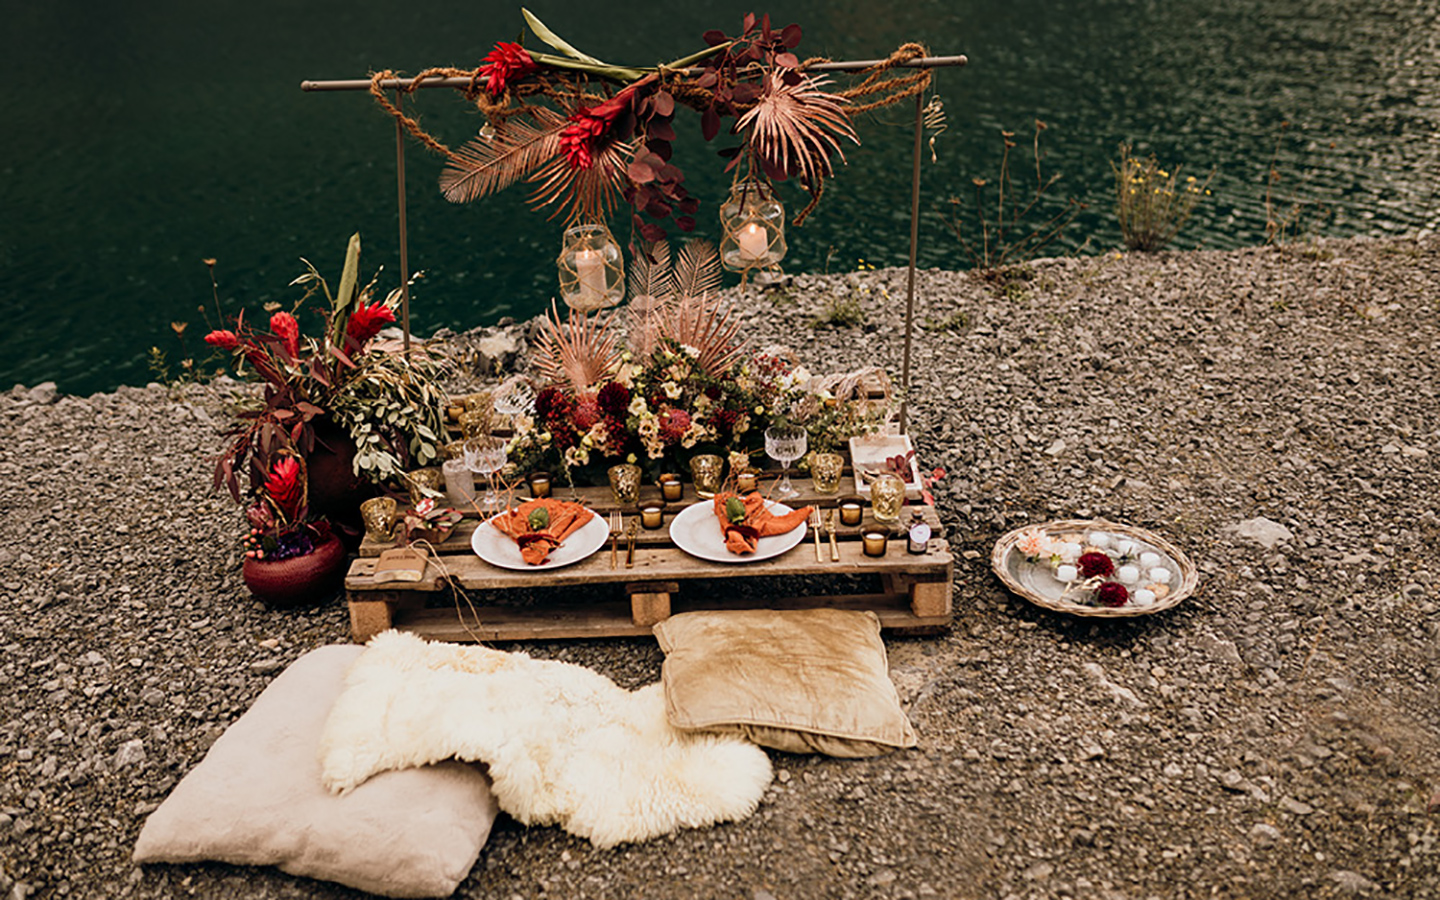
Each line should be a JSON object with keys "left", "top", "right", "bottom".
{"left": 921, "top": 311, "right": 969, "bottom": 334}
{"left": 816, "top": 292, "right": 864, "bottom": 327}
{"left": 329, "top": 347, "right": 449, "bottom": 485}
{"left": 1114, "top": 143, "right": 1213, "bottom": 251}
{"left": 946, "top": 121, "right": 1085, "bottom": 271}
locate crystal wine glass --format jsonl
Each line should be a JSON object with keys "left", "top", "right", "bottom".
{"left": 492, "top": 376, "right": 535, "bottom": 419}
{"left": 464, "top": 436, "right": 508, "bottom": 517}
{"left": 764, "top": 425, "right": 808, "bottom": 499}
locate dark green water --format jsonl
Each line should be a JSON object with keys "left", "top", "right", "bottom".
{"left": 2, "top": 0, "right": 1436, "bottom": 395}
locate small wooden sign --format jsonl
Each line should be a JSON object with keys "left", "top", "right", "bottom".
{"left": 372, "top": 547, "right": 428, "bottom": 584}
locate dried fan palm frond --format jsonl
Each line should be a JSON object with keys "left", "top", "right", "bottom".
{"left": 671, "top": 239, "right": 723, "bottom": 303}
{"left": 736, "top": 73, "right": 859, "bottom": 186}
{"left": 531, "top": 301, "right": 621, "bottom": 391}
{"left": 655, "top": 241, "right": 743, "bottom": 377}
{"left": 529, "top": 136, "right": 635, "bottom": 224}
{"left": 626, "top": 241, "right": 673, "bottom": 359}
{"left": 439, "top": 108, "right": 568, "bottom": 204}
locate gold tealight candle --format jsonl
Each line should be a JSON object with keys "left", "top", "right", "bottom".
{"left": 659, "top": 474, "right": 683, "bottom": 502}
{"left": 735, "top": 470, "right": 758, "bottom": 493}
{"left": 640, "top": 503, "right": 664, "bottom": 530}
{"left": 862, "top": 529, "right": 888, "bottom": 557}
{"left": 839, "top": 499, "right": 863, "bottom": 527}
{"left": 528, "top": 471, "right": 552, "bottom": 499}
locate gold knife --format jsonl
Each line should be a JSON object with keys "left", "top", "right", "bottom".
{"left": 625, "top": 519, "right": 637, "bottom": 568}
{"left": 826, "top": 509, "right": 840, "bottom": 561}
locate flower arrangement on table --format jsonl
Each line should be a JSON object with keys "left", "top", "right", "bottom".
{"left": 502, "top": 239, "right": 894, "bottom": 485}
{"left": 205, "top": 234, "right": 451, "bottom": 519}
{"left": 241, "top": 455, "right": 333, "bottom": 562}
{"left": 1014, "top": 526, "right": 1176, "bottom": 609}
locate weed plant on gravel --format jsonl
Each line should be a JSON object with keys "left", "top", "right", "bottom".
{"left": 1114, "top": 142, "right": 1213, "bottom": 251}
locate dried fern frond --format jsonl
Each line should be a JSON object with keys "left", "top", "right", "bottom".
{"left": 737, "top": 73, "right": 859, "bottom": 186}
{"left": 671, "top": 239, "right": 723, "bottom": 303}
{"left": 529, "top": 136, "right": 635, "bottom": 224}
{"left": 439, "top": 108, "right": 567, "bottom": 204}
{"left": 531, "top": 301, "right": 621, "bottom": 391}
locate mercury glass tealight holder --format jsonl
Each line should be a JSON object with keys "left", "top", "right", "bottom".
{"left": 809, "top": 452, "right": 845, "bottom": 494}
{"left": 359, "top": 496, "right": 398, "bottom": 544}
{"left": 719, "top": 180, "right": 787, "bottom": 272}
{"left": 405, "top": 467, "right": 445, "bottom": 506}
{"left": 869, "top": 473, "right": 906, "bottom": 523}
{"left": 557, "top": 223, "right": 625, "bottom": 312}
{"left": 607, "top": 463, "right": 642, "bottom": 505}
{"left": 689, "top": 454, "right": 724, "bottom": 499}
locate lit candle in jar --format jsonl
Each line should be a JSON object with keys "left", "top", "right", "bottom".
{"left": 862, "top": 529, "right": 888, "bottom": 557}
{"left": 839, "top": 500, "right": 863, "bottom": 527}
{"left": 528, "top": 471, "right": 552, "bottom": 499}
{"left": 575, "top": 248, "right": 607, "bottom": 306}
{"left": 659, "top": 474, "right": 683, "bottom": 502}
{"left": 737, "top": 222, "right": 768, "bottom": 261}
{"left": 640, "top": 504, "right": 664, "bottom": 530}
{"left": 735, "top": 470, "right": 758, "bottom": 493}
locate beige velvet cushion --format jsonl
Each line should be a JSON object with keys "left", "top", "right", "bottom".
{"left": 653, "top": 608, "right": 918, "bottom": 757}
{"left": 133, "top": 645, "right": 498, "bottom": 898}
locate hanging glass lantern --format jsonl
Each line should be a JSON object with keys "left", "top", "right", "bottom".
{"left": 718, "top": 180, "right": 787, "bottom": 272}
{"left": 557, "top": 223, "right": 624, "bottom": 312}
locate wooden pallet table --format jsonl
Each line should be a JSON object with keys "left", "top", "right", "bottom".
{"left": 345, "top": 477, "right": 952, "bottom": 643}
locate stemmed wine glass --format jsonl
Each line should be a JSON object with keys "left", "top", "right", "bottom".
{"left": 464, "top": 436, "right": 508, "bottom": 517}
{"left": 764, "top": 425, "right": 808, "bottom": 500}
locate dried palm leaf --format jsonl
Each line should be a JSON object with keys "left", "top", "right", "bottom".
{"left": 627, "top": 239, "right": 673, "bottom": 306}
{"left": 439, "top": 108, "right": 567, "bottom": 204}
{"left": 656, "top": 241, "right": 743, "bottom": 378}
{"left": 671, "top": 239, "right": 723, "bottom": 303}
{"left": 736, "top": 73, "right": 859, "bottom": 186}
{"left": 531, "top": 301, "right": 621, "bottom": 391}
{"left": 528, "top": 136, "right": 635, "bottom": 223}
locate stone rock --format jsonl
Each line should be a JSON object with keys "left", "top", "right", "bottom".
{"left": 1249, "top": 823, "right": 1281, "bottom": 847}
{"left": 1228, "top": 517, "right": 1294, "bottom": 549}
{"left": 26, "top": 383, "right": 58, "bottom": 405}
{"left": 1328, "top": 870, "right": 1380, "bottom": 893}
{"left": 113, "top": 739, "right": 145, "bottom": 769}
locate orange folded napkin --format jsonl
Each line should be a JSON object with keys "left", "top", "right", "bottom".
{"left": 711, "top": 492, "right": 813, "bottom": 555}
{"left": 490, "top": 499, "right": 595, "bottom": 565}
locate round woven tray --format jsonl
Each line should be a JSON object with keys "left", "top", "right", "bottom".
{"left": 990, "top": 519, "right": 1198, "bottom": 618}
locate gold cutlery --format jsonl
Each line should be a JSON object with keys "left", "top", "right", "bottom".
{"left": 810, "top": 508, "right": 823, "bottom": 562}
{"left": 826, "top": 509, "right": 840, "bottom": 561}
{"left": 624, "top": 518, "right": 638, "bottom": 568}
{"left": 609, "top": 511, "right": 621, "bottom": 569}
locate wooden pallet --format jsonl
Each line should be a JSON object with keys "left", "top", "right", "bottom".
{"left": 345, "top": 479, "right": 953, "bottom": 643}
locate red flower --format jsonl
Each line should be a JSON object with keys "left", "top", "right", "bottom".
{"left": 479, "top": 41, "right": 536, "bottom": 98}
{"left": 658, "top": 408, "right": 691, "bottom": 445}
{"left": 263, "top": 456, "right": 305, "bottom": 524}
{"left": 596, "top": 381, "right": 630, "bottom": 418}
{"left": 346, "top": 301, "right": 396, "bottom": 348}
{"left": 270, "top": 312, "right": 300, "bottom": 359}
{"left": 204, "top": 329, "right": 239, "bottom": 350}
{"left": 1078, "top": 551, "right": 1115, "bottom": 579}
{"left": 572, "top": 392, "right": 601, "bottom": 430}
{"left": 560, "top": 93, "right": 631, "bottom": 170}
{"left": 1095, "top": 582, "right": 1129, "bottom": 607}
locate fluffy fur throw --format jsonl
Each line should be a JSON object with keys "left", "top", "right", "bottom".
{"left": 319, "top": 631, "right": 773, "bottom": 848}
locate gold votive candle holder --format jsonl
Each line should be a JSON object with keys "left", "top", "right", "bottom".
{"left": 870, "top": 473, "right": 906, "bottom": 523}
{"left": 359, "top": 496, "right": 398, "bottom": 544}
{"left": 735, "top": 470, "right": 758, "bottom": 493}
{"left": 839, "top": 498, "right": 863, "bottom": 527}
{"left": 809, "top": 452, "right": 845, "bottom": 494}
{"left": 862, "top": 529, "right": 889, "bottom": 557}
{"left": 405, "top": 467, "right": 445, "bottom": 506}
{"left": 528, "top": 471, "right": 552, "bottom": 499}
{"left": 690, "top": 454, "right": 724, "bottom": 499}
{"left": 640, "top": 503, "right": 665, "bottom": 530}
{"left": 659, "top": 474, "right": 683, "bottom": 502}
{"left": 608, "top": 463, "right": 642, "bottom": 504}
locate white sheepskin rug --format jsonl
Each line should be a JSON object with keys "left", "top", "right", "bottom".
{"left": 318, "top": 630, "right": 772, "bottom": 848}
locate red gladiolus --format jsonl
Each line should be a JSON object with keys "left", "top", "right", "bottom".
{"left": 263, "top": 457, "right": 305, "bottom": 525}
{"left": 270, "top": 312, "right": 300, "bottom": 359}
{"left": 479, "top": 41, "right": 537, "bottom": 98}
{"left": 204, "top": 329, "right": 240, "bottom": 350}
{"left": 560, "top": 93, "right": 631, "bottom": 170}
{"left": 346, "top": 302, "right": 396, "bottom": 348}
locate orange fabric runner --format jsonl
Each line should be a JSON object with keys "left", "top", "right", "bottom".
{"left": 490, "top": 499, "right": 596, "bottom": 565}
{"left": 711, "top": 492, "right": 813, "bottom": 555}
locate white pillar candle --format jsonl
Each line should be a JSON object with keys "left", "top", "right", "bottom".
{"left": 442, "top": 458, "right": 476, "bottom": 507}
{"left": 1133, "top": 588, "right": 1156, "bottom": 606}
{"left": 1055, "top": 564, "right": 1078, "bottom": 582}
{"left": 737, "top": 222, "right": 768, "bottom": 261}
{"left": 1149, "top": 567, "right": 1172, "bottom": 584}
{"left": 1117, "top": 564, "right": 1140, "bottom": 584}
{"left": 575, "top": 248, "right": 607, "bottom": 305}
{"left": 1138, "top": 551, "right": 1162, "bottom": 569}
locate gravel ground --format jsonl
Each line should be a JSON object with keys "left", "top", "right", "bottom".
{"left": 2, "top": 234, "right": 1438, "bottom": 900}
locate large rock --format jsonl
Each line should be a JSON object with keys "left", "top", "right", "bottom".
{"left": 1227, "top": 516, "right": 1294, "bottom": 549}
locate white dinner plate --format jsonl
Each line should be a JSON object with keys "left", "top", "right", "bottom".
{"left": 668, "top": 498, "right": 808, "bottom": 564}
{"left": 471, "top": 508, "right": 609, "bottom": 570}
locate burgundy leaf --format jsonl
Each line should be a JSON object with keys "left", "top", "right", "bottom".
{"left": 628, "top": 160, "right": 657, "bottom": 184}
{"left": 697, "top": 70, "right": 718, "bottom": 89}
{"left": 782, "top": 69, "right": 803, "bottom": 86}
{"left": 645, "top": 197, "right": 672, "bottom": 218}
{"left": 676, "top": 215, "right": 697, "bottom": 232}
{"left": 703, "top": 29, "right": 727, "bottom": 46}
{"left": 718, "top": 145, "right": 742, "bottom": 159}
{"left": 647, "top": 119, "right": 677, "bottom": 142}
{"left": 702, "top": 107, "right": 721, "bottom": 141}
{"left": 775, "top": 52, "right": 799, "bottom": 68}
{"left": 731, "top": 82, "right": 761, "bottom": 103}
{"left": 742, "top": 13, "right": 756, "bottom": 32}
{"left": 782, "top": 24, "right": 802, "bottom": 47}
{"left": 658, "top": 163, "right": 685, "bottom": 183}
{"left": 633, "top": 213, "right": 648, "bottom": 231}
{"left": 648, "top": 140, "right": 674, "bottom": 161}
{"left": 653, "top": 91, "right": 675, "bottom": 117}
{"left": 761, "top": 14, "right": 773, "bottom": 40}
{"left": 290, "top": 422, "right": 304, "bottom": 445}
{"left": 639, "top": 222, "right": 668, "bottom": 242}
{"left": 679, "top": 197, "right": 700, "bottom": 214}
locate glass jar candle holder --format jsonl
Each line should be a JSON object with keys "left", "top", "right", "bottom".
{"left": 862, "top": 529, "right": 889, "bottom": 557}
{"left": 809, "top": 452, "right": 845, "bottom": 494}
{"left": 442, "top": 458, "right": 477, "bottom": 508}
{"left": 839, "top": 498, "right": 864, "bottom": 527}
{"left": 557, "top": 223, "right": 624, "bottom": 312}
{"left": 607, "top": 463, "right": 642, "bottom": 505}
{"left": 659, "top": 474, "right": 683, "bottom": 502}
{"left": 869, "top": 473, "right": 906, "bottom": 523}
{"left": 640, "top": 503, "right": 665, "bottom": 530}
{"left": 528, "top": 471, "right": 552, "bottom": 499}
{"left": 689, "top": 454, "right": 724, "bottom": 499}
{"left": 405, "top": 468, "right": 445, "bottom": 506}
{"left": 719, "top": 180, "right": 787, "bottom": 272}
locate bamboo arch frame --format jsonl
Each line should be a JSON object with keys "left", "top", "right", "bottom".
{"left": 301, "top": 53, "right": 967, "bottom": 430}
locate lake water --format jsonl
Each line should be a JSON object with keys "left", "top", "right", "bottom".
{"left": 2, "top": 0, "right": 1436, "bottom": 395}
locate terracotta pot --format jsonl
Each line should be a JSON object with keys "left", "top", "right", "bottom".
{"left": 242, "top": 531, "right": 348, "bottom": 609}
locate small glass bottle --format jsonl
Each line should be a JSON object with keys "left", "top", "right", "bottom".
{"left": 906, "top": 509, "right": 931, "bottom": 555}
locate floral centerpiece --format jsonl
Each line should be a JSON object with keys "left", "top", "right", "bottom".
{"left": 238, "top": 454, "right": 348, "bottom": 607}
{"left": 205, "top": 234, "right": 450, "bottom": 521}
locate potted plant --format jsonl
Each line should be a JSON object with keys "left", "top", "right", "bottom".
{"left": 239, "top": 455, "right": 348, "bottom": 608}
{"left": 205, "top": 234, "right": 451, "bottom": 534}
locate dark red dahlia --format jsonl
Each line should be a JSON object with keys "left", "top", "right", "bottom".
{"left": 708, "top": 407, "right": 740, "bottom": 436}
{"left": 534, "top": 386, "right": 573, "bottom": 425}
{"left": 703, "top": 385, "right": 722, "bottom": 401}
{"left": 478, "top": 41, "right": 536, "bottom": 98}
{"left": 346, "top": 301, "right": 396, "bottom": 347}
{"left": 597, "top": 381, "right": 631, "bottom": 418}
{"left": 572, "top": 393, "right": 601, "bottom": 430}
{"left": 1095, "top": 582, "right": 1129, "bottom": 607}
{"left": 1078, "top": 551, "right": 1115, "bottom": 579}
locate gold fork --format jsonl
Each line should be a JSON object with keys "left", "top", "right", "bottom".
{"left": 609, "top": 511, "right": 621, "bottom": 569}
{"left": 810, "top": 508, "right": 823, "bottom": 562}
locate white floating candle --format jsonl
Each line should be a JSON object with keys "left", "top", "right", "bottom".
{"left": 1149, "top": 567, "right": 1172, "bottom": 584}
{"left": 1117, "top": 565, "right": 1140, "bottom": 584}
{"left": 1087, "top": 532, "right": 1112, "bottom": 549}
{"left": 1133, "top": 588, "right": 1156, "bottom": 606}
{"left": 1055, "top": 564, "right": 1079, "bottom": 582}
{"left": 1138, "top": 551, "right": 1162, "bottom": 569}
{"left": 1114, "top": 539, "right": 1137, "bottom": 557}
{"left": 1057, "top": 542, "right": 1082, "bottom": 563}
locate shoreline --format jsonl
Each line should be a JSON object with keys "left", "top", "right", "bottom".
{"left": 3, "top": 233, "right": 1439, "bottom": 898}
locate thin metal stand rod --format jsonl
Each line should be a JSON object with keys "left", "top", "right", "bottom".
{"left": 899, "top": 90, "right": 924, "bottom": 434}
{"left": 394, "top": 90, "right": 412, "bottom": 352}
